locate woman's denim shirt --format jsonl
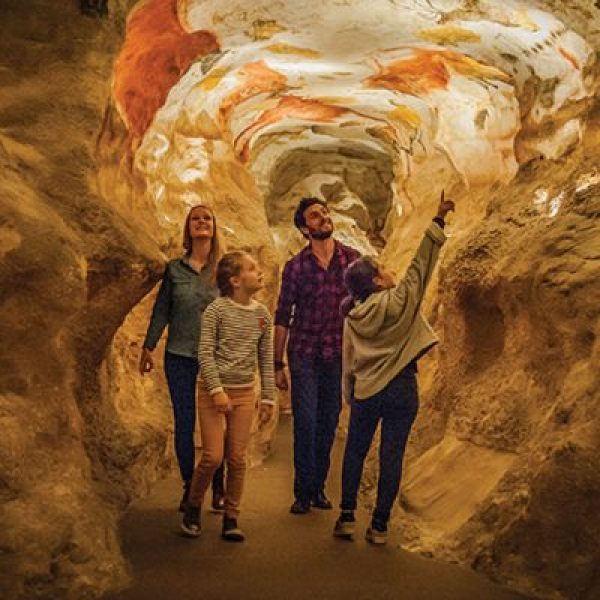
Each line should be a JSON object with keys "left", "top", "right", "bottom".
{"left": 143, "top": 257, "right": 219, "bottom": 359}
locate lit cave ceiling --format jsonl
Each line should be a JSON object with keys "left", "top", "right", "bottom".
{"left": 112, "top": 0, "right": 597, "bottom": 256}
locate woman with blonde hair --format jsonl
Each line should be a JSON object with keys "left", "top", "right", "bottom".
{"left": 140, "top": 204, "right": 226, "bottom": 512}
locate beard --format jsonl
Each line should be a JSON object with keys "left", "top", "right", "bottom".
{"left": 308, "top": 220, "right": 334, "bottom": 240}
{"left": 310, "top": 229, "right": 333, "bottom": 240}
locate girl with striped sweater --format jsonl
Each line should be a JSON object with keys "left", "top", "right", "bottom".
{"left": 182, "top": 251, "right": 275, "bottom": 541}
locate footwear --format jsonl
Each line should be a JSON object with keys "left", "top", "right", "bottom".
{"left": 181, "top": 504, "right": 201, "bottom": 537}
{"left": 333, "top": 512, "right": 356, "bottom": 539}
{"left": 178, "top": 481, "right": 191, "bottom": 513}
{"left": 311, "top": 490, "right": 333, "bottom": 510}
{"left": 211, "top": 490, "right": 225, "bottom": 512}
{"left": 289, "top": 499, "right": 311, "bottom": 514}
{"left": 365, "top": 524, "right": 388, "bottom": 545}
{"left": 222, "top": 516, "right": 245, "bottom": 542}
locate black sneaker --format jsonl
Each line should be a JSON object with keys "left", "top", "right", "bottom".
{"left": 222, "top": 517, "right": 245, "bottom": 542}
{"left": 178, "top": 481, "right": 191, "bottom": 513}
{"left": 366, "top": 520, "right": 388, "bottom": 545}
{"left": 211, "top": 490, "right": 225, "bottom": 512}
{"left": 333, "top": 511, "right": 356, "bottom": 539}
{"left": 311, "top": 490, "right": 333, "bottom": 510}
{"left": 289, "top": 499, "right": 311, "bottom": 514}
{"left": 181, "top": 504, "right": 201, "bottom": 538}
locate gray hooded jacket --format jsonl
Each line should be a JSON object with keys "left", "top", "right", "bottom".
{"left": 342, "top": 221, "right": 446, "bottom": 400}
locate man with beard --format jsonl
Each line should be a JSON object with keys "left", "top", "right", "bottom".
{"left": 274, "top": 197, "right": 360, "bottom": 514}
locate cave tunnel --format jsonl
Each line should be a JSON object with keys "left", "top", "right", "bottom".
{"left": 0, "top": 1, "right": 599, "bottom": 599}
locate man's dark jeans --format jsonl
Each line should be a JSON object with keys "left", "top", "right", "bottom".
{"left": 164, "top": 352, "right": 224, "bottom": 490}
{"left": 340, "top": 362, "right": 419, "bottom": 526}
{"left": 290, "top": 357, "right": 342, "bottom": 502}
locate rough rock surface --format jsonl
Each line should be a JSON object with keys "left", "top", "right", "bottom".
{"left": 0, "top": 2, "right": 167, "bottom": 598}
{"left": 398, "top": 121, "right": 600, "bottom": 600}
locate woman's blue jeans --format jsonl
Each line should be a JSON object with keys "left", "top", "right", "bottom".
{"left": 340, "top": 362, "right": 419, "bottom": 527}
{"left": 164, "top": 352, "right": 224, "bottom": 490}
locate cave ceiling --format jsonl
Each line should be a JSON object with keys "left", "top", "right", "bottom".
{"left": 112, "top": 0, "right": 598, "bottom": 253}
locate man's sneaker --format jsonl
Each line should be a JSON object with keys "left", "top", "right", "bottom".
{"left": 333, "top": 512, "right": 356, "bottom": 540}
{"left": 311, "top": 490, "right": 333, "bottom": 510}
{"left": 222, "top": 517, "right": 245, "bottom": 542}
{"left": 178, "top": 481, "right": 191, "bottom": 513}
{"left": 181, "top": 504, "right": 201, "bottom": 537}
{"left": 289, "top": 499, "right": 311, "bottom": 514}
{"left": 365, "top": 525, "right": 388, "bottom": 545}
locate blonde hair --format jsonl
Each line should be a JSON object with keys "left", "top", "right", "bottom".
{"left": 182, "top": 204, "right": 225, "bottom": 285}
{"left": 216, "top": 251, "right": 247, "bottom": 297}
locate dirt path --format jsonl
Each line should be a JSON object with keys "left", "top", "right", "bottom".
{"left": 104, "top": 416, "right": 531, "bottom": 600}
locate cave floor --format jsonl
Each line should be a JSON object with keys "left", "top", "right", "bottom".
{"left": 104, "top": 416, "right": 531, "bottom": 600}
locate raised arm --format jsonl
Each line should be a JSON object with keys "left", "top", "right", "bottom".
{"left": 390, "top": 196, "right": 454, "bottom": 320}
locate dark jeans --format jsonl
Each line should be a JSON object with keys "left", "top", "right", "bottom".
{"left": 164, "top": 352, "right": 224, "bottom": 491}
{"left": 340, "top": 362, "right": 419, "bottom": 526}
{"left": 290, "top": 357, "right": 342, "bottom": 502}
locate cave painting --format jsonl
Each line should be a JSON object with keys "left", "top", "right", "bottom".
{"left": 113, "top": 0, "right": 219, "bottom": 139}
{"left": 364, "top": 48, "right": 511, "bottom": 97}
{"left": 111, "top": 0, "right": 595, "bottom": 251}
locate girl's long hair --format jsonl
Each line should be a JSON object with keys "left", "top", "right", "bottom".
{"left": 182, "top": 204, "right": 225, "bottom": 286}
{"left": 216, "top": 251, "right": 247, "bottom": 297}
{"left": 341, "top": 256, "right": 380, "bottom": 317}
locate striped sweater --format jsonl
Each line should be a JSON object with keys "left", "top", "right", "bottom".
{"left": 198, "top": 297, "right": 275, "bottom": 405}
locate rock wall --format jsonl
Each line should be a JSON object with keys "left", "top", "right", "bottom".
{"left": 0, "top": 1, "right": 168, "bottom": 598}
{"left": 0, "top": 1, "right": 282, "bottom": 597}
{"left": 397, "top": 119, "right": 600, "bottom": 600}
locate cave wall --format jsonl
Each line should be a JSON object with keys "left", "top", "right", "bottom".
{"left": 0, "top": 2, "right": 283, "bottom": 597}
{"left": 0, "top": 1, "right": 166, "bottom": 598}
{"left": 401, "top": 124, "right": 600, "bottom": 600}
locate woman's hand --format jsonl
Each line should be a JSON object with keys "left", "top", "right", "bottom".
{"left": 437, "top": 190, "right": 455, "bottom": 220}
{"left": 212, "top": 391, "right": 231, "bottom": 414}
{"left": 258, "top": 403, "right": 274, "bottom": 427}
{"left": 139, "top": 348, "right": 154, "bottom": 376}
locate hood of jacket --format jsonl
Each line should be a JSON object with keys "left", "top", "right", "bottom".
{"left": 346, "top": 290, "right": 391, "bottom": 338}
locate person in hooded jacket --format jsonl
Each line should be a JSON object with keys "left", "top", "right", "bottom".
{"left": 333, "top": 192, "right": 455, "bottom": 544}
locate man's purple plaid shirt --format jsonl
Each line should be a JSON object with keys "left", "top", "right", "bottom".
{"left": 275, "top": 240, "right": 360, "bottom": 362}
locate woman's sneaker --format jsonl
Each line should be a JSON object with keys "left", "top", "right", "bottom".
{"left": 211, "top": 490, "right": 225, "bottom": 512}
{"left": 178, "top": 481, "right": 191, "bottom": 513}
{"left": 222, "top": 516, "right": 245, "bottom": 542}
{"left": 181, "top": 504, "right": 201, "bottom": 537}
{"left": 365, "top": 523, "right": 388, "bottom": 545}
{"left": 333, "top": 511, "right": 356, "bottom": 540}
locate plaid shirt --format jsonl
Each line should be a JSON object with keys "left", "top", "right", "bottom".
{"left": 275, "top": 240, "right": 360, "bottom": 362}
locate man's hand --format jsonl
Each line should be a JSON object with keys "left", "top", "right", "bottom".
{"left": 275, "top": 369, "right": 289, "bottom": 391}
{"left": 437, "top": 190, "right": 455, "bottom": 220}
{"left": 139, "top": 348, "right": 154, "bottom": 376}
{"left": 212, "top": 391, "right": 231, "bottom": 414}
{"left": 259, "top": 403, "right": 274, "bottom": 427}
